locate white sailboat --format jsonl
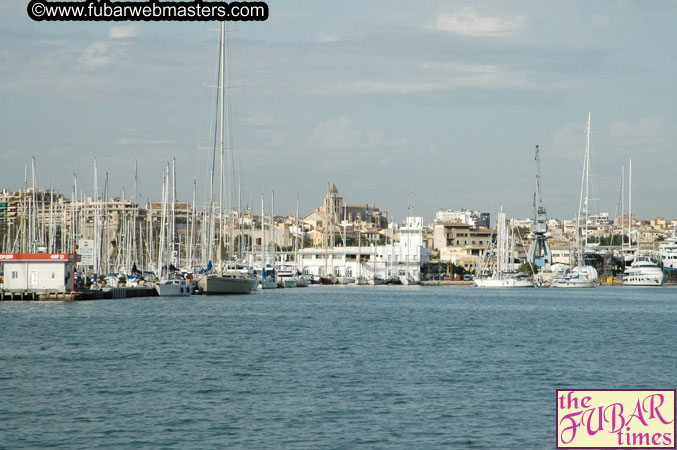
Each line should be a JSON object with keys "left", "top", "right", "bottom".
{"left": 259, "top": 193, "right": 277, "bottom": 289}
{"left": 155, "top": 163, "right": 192, "bottom": 297}
{"left": 195, "top": 21, "right": 257, "bottom": 295}
{"left": 474, "top": 207, "right": 534, "bottom": 288}
{"left": 552, "top": 112, "right": 599, "bottom": 288}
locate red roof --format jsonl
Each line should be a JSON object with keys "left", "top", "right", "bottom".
{"left": 0, "top": 253, "right": 74, "bottom": 262}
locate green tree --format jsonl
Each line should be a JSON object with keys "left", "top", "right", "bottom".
{"left": 518, "top": 262, "right": 537, "bottom": 275}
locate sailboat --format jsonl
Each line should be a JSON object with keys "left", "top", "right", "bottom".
{"left": 474, "top": 207, "right": 534, "bottom": 288}
{"left": 552, "top": 112, "right": 599, "bottom": 288}
{"left": 258, "top": 192, "right": 277, "bottom": 289}
{"left": 293, "top": 194, "right": 310, "bottom": 287}
{"left": 155, "top": 162, "right": 192, "bottom": 297}
{"left": 195, "top": 20, "right": 257, "bottom": 295}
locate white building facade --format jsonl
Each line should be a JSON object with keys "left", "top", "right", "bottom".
{"left": 298, "top": 217, "right": 432, "bottom": 282}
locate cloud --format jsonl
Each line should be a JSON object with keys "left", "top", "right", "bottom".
{"left": 552, "top": 122, "right": 586, "bottom": 160}
{"left": 79, "top": 41, "right": 112, "bottom": 69}
{"left": 312, "top": 116, "right": 361, "bottom": 150}
{"left": 78, "top": 26, "right": 138, "bottom": 70}
{"left": 311, "top": 115, "right": 403, "bottom": 151}
{"left": 114, "top": 138, "right": 174, "bottom": 146}
{"left": 610, "top": 117, "right": 664, "bottom": 152}
{"left": 317, "top": 33, "right": 340, "bottom": 43}
{"left": 434, "top": 8, "right": 524, "bottom": 36}
{"left": 109, "top": 25, "right": 140, "bottom": 40}
{"left": 332, "top": 61, "right": 552, "bottom": 95}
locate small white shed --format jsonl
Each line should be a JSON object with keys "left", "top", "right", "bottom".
{"left": 0, "top": 253, "right": 76, "bottom": 293}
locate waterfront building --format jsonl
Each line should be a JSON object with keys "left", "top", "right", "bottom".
{"left": 432, "top": 220, "right": 492, "bottom": 268}
{"left": 435, "top": 209, "right": 490, "bottom": 229}
{"left": 298, "top": 217, "right": 432, "bottom": 282}
{"left": 0, "top": 253, "right": 76, "bottom": 293}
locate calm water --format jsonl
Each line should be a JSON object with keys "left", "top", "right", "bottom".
{"left": 1, "top": 286, "right": 676, "bottom": 449}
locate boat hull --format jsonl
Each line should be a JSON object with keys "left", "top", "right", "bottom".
{"left": 551, "top": 266, "right": 599, "bottom": 288}
{"left": 155, "top": 281, "right": 192, "bottom": 296}
{"left": 261, "top": 280, "right": 278, "bottom": 289}
{"left": 474, "top": 278, "right": 534, "bottom": 288}
{"left": 623, "top": 270, "right": 665, "bottom": 286}
{"left": 281, "top": 279, "right": 297, "bottom": 288}
{"left": 337, "top": 277, "right": 355, "bottom": 285}
{"left": 197, "top": 275, "right": 257, "bottom": 295}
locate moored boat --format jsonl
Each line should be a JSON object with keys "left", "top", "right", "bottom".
{"left": 623, "top": 255, "right": 665, "bottom": 286}
{"left": 155, "top": 277, "right": 192, "bottom": 296}
{"left": 197, "top": 273, "right": 258, "bottom": 295}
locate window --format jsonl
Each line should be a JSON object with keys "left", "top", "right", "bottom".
{"left": 11, "top": 271, "right": 18, "bottom": 279}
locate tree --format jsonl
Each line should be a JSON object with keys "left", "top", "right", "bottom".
{"left": 518, "top": 262, "right": 537, "bottom": 275}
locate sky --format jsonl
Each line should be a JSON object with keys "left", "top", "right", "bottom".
{"left": 1, "top": 0, "right": 676, "bottom": 223}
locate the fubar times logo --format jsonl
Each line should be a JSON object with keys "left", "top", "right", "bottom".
{"left": 557, "top": 389, "right": 676, "bottom": 448}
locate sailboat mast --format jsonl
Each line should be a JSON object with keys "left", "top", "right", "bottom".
{"left": 620, "top": 165, "right": 625, "bottom": 248}
{"left": 629, "top": 157, "right": 632, "bottom": 249}
{"left": 271, "top": 190, "right": 275, "bottom": 276}
{"left": 576, "top": 113, "right": 591, "bottom": 265}
{"left": 585, "top": 112, "right": 590, "bottom": 248}
{"left": 218, "top": 20, "right": 226, "bottom": 274}
{"left": 294, "top": 192, "right": 299, "bottom": 274}
{"left": 261, "top": 191, "right": 265, "bottom": 271}
{"left": 132, "top": 160, "right": 137, "bottom": 271}
{"left": 171, "top": 158, "right": 177, "bottom": 269}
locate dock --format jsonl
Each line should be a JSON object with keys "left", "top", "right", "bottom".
{"left": 420, "top": 280, "right": 475, "bottom": 286}
{"left": 0, "top": 286, "right": 157, "bottom": 301}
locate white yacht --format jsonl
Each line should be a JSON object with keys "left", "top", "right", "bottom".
{"left": 659, "top": 229, "right": 677, "bottom": 271}
{"left": 623, "top": 255, "right": 665, "bottom": 286}
{"left": 155, "top": 278, "right": 192, "bottom": 296}
{"left": 276, "top": 264, "right": 298, "bottom": 288}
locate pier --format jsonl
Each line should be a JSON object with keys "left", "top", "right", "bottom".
{"left": 0, "top": 286, "right": 157, "bottom": 301}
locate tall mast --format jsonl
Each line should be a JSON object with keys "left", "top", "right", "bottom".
{"left": 31, "top": 156, "right": 36, "bottom": 251}
{"left": 171, "top": 158, "right": 177, "bottom": 269}
{"left": 190, "top": 178, "right": 197, "bottom": 269}
{"left": 628, "top": 157, "right": 632, "bottom": 250}
{"left": 93, "top": 158, "right": 99, "bottom": 275}
{"left": 576, "top": 112, "right": 591, "bottom": 266}
{"left": 261, "top": 191, "right": 265, "bottom": 272}
{"left": 238, "top": 177, "right": 242, "bottom": 260}
{"left": 271, "top": 190, "right": 275, "bottom": 276}
{"left": 158, "top": 165, "right": 168, "bottom": 280}
{"left": 218, "top": 20, "right": 226, "bottom": 275}
{"left": 619, "top": 165, "right": 624, "bottom": 248}
{"left": 295, "top": 192, "right": 300, "bottom": 275}
{"left": 103, "top": 171, "right": 109, "bottom": 274}
{"left": 133, "top": 159, "right": 137, "bottom": 270}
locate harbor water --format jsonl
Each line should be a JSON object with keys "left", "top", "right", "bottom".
{"left": 1, "top": 286, "right": 676, "bottom": 448}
